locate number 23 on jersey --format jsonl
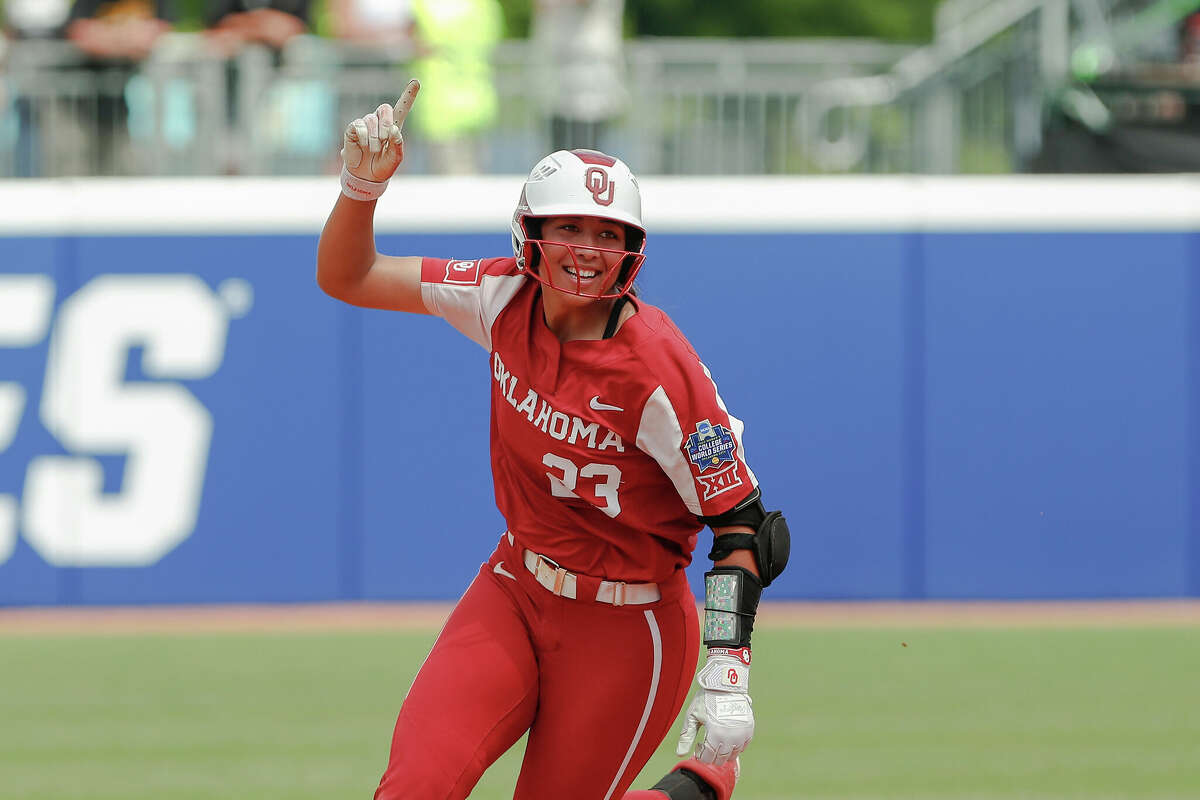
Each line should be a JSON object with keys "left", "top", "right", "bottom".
{"left": 542, "top": 453, "right": 622, "bottom": 518}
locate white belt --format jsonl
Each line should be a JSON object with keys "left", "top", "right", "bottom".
{"left": 521, "top": 549, "right": 661, "bottom": 606}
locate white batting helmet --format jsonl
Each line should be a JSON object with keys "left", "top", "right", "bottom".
{"left": 510, "top": 149, "right": 647, "bottom": 299}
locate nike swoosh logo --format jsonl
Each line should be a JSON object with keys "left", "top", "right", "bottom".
{"left": 589, "top": 395, "right": 624, "bottom": 412}
{"left": 493, "top": 562, "right": 516, "bottom": 581}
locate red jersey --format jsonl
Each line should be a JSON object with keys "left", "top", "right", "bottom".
{"left": 421, "top": 257, "right": 758, "bottom": 583}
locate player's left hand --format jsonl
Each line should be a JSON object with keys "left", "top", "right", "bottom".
{"left": 341, "top": 79, "right": 420, "bottom": 183}
{"left": 675, "top": 648, "right": 755, "bottom": 764}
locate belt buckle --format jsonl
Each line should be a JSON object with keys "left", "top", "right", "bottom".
{"left": 612, "top": 581, "right": 626, "bottom": 607}
{"left": 537, "top": 553, "right": 570, "bottom": 597}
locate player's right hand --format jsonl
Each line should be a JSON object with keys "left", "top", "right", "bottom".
{"left": 675, "top": 650, "right": 755, "bottom": 765}
{"left": 341, "top": 79, "right": 420, "bottom": 183}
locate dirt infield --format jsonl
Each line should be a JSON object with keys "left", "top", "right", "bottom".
{"left": 2, "top": 599, "right": 1199, "bottom": 635}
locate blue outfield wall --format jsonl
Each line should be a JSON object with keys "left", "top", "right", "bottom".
{"left": 0, "top": 178, "right": 1198, "bottom": 604}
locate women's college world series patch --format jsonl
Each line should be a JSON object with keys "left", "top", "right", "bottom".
{"left": 684, "top": 419, "right": 743, "bottom": 500}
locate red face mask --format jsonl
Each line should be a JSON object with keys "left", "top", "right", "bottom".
{"left": 521, "top": 238, "right": 646, "bottom": 300}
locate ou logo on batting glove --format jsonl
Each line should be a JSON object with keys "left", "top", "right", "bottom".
{"left": 727, "top": 668, "right": 739, "bottom": 685}
{"left": 585, "top": 167, "right": 615, "bottom": 207}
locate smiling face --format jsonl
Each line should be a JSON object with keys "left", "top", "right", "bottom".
{"left": 533, "top": 215, "right": 630, "bottom": 299}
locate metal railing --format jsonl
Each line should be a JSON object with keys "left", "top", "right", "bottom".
{"left": 4, "top": 2, "right": 1191, "bottom": 179}
{"left": 802, "top": 0, "right": 1073, "bottom": 173}
{"left": 0, "top": 35, "right": 912, "bottom": 178}
{"left": 802, "top": 0, "right": 1200, "bottom": 173}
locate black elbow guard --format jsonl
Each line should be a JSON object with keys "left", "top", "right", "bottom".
{"left": 703, "top": 489, "right": 791, "bottom": 588}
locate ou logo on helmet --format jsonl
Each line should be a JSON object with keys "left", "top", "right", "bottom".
{"left": 585, "top": 167, "right": 615, "bottom": 207}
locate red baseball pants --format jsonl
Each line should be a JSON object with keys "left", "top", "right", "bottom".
{"left": 374, "top": 533, "right": 700, "bottom": 800}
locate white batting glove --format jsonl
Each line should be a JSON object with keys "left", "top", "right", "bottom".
{"left": 340, "top": 79, "right": 419, "bottom": 200}
{"left": 675, "top": 647, "right": 754, "bottom": 765}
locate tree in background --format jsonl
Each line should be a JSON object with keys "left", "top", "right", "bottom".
{"left": 496, "top": 0, "right": 940, "bottom": 40}
{"left": 163, "top": 0, "right": 940, "bottom": 41}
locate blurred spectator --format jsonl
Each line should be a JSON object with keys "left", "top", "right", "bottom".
{"left": 408, "top": 0, "right": 502, "bottom": 174}
{"left": 200, "top": 0, "right": 323, "bottom": 174}
{"left": 530, "top": 0, "right": 628, "bottom": 153}
{"left": 64, "top": 0, "right": 178, "bottom": 175}
{"left": 3, "top": 0, "right": 72, "bottom": 39}
{"left": 1, "top": 0, "right": 74, "bottom": 175}
{"left": 67, "top": 0, "right": 173, "bottom": 61}
{"left": 1180, "top": 12, "right": 1200, "bottom": 64}
{"left": 327, "top": 0, "right": 413, "bottom": 50}
{"left": 203, "top": 0, "right": 310, "bottom": 57}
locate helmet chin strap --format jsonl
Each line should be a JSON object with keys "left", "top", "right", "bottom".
{"left": 602, "top": 294, "right": 635, "bottom": 339}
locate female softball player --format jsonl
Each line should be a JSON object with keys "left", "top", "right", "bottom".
{"left": 317, "top": 81, "right": 790, "bottom": 800}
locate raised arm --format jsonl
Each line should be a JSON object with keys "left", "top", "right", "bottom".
{"left": 316, "top": 80, "right": 430, "bottom": 315}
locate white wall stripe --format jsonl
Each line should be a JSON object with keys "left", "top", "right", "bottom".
{"left": 603, "top": 609, "right": 664, "bottom": 800}
{"left": 636, "top": 386, "right": 702, "bottom": 515}
{"left": 1, "top": 175, "right": 1199, "bottom": 235}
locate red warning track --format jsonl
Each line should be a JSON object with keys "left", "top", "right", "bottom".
{"left": 1, "top": 600, "right": 1199, "bottom": 635}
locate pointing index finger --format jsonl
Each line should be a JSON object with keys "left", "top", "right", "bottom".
{"left": 393, "top": 79, "right": 420, "bottom": 132}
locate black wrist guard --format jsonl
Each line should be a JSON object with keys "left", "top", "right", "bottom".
{"left": 650, "top": 767, "right": 716, "bottom": 800}
{"left": 702, "top": 566, "right": 762, "bottom": 649}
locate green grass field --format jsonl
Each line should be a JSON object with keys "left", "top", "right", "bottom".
{"left": 2, "top": 622, "right": 1199, "bottom": 799}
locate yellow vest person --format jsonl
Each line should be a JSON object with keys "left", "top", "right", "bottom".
{"left": 409, "top": 0, "right": 502, "bottom": 149}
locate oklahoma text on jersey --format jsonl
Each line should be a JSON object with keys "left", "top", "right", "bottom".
{"left": 493, "top": 351, "right": 625, "bottom": 452}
